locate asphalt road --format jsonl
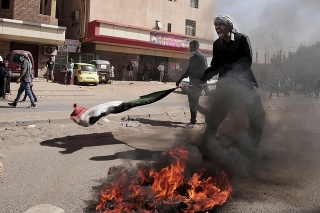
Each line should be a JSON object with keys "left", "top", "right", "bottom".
{"left": 0, "top": 80, "right": 189, "bottom": 114}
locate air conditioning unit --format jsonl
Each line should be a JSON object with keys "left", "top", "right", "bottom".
{"left": 44, "top": 46, "right": 57, "bottom": 55}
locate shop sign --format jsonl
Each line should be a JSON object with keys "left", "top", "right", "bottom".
{"left": 150, "top": 33, "right": 190, "bottom": 48}
{"left": 168, "top": 62, "right": 180, "bottom": 71}
{"left": 58, "top": 39, "right": 81, "bottom": 53}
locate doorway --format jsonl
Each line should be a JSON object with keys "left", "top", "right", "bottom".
{"left": 139, "top": 56, "right": 168, "bottom": 81}
{"left": 10, "top": 42, "right": 39, "bottom": 77}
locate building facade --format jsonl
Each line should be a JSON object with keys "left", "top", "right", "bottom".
{"left": 0, "top": 0, "right": 66, "bottom": 77}
{"left": 56, "top": 0, "right": 215, "bottom": 81}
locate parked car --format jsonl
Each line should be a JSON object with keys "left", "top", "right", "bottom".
{"left": 70, "top": 63, "right": 99, "bottom": 86}
{"left": 6, "top": 50, "right": 34, "bottom": 80}
{"left": 179, "top": 77, "right": 218, "bottom": 96}
{"left": 89, "top": 60, "right": 111, "bottom": 83}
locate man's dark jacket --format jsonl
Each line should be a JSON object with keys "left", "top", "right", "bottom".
{"left": 201, "top": 32, "right": 258, "bottom": 88}
{"left": 178, "top": 51, "right": 207, "bottom": 86}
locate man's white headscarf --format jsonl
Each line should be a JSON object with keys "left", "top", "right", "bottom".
{"left": 214, "top": 15, "right": 237, "bottom": 33}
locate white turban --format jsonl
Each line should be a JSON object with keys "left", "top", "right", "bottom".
{"left": 214, "top": 15, "right": 237, "bottom": 33}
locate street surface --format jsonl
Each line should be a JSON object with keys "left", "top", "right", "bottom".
{"left": 0, "top": 79, "right": 320, "bottom": 213}
{"left": 0, "top": 80, "right": 188, "bottom": 115}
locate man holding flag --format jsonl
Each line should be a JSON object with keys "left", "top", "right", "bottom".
{"left": 70, "top": 41, "right": 208, "bottom": 128}
{"left": 199, "top": 15, "right": 265, "bottom": 159}
{"left": 176, "top": 40, "right": 208, "bottom": 128}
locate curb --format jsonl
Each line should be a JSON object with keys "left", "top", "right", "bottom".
{"left": 0, "top": 118, "right": 72, "bottom": 128}
{"left": 0, "top": 111, "right": 189, "bottom": 128}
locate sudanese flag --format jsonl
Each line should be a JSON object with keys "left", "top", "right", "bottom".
{"left": 71, "top": 88, "right": 176, "bottom": 127}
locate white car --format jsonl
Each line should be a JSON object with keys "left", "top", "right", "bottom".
{"left": 180, "top": 77, "right": 218, "bottom": 96}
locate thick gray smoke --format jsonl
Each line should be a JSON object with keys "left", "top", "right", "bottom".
{"left": 215, "top": 0, "right": 320, "bottom": 55}
{"left": 175, "top": 71, "right": 264, "bottom": 178}
{"left": 201, "top": 74, "right": 264, "bottom": 177}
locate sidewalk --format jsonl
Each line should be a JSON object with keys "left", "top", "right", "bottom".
{"left": 0, "top": 78, "right": 188, "bottom": 128}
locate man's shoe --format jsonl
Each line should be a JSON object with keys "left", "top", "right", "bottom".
{"left": 31, "top": 104, "right": 37, "bottom": 109}
{"left": 8, "top": 102, "right": 17, "bottom": 108}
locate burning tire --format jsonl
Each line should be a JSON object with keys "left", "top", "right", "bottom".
{"left": 94, "top": 147, "right": 232, "bottom": 212}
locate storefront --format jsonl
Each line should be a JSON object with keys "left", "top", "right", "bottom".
{"left": 82, "top": 20, "right": 212, "bottom": 82}
{"left": 55, "top": 39, "right": 94, "bottom": 71}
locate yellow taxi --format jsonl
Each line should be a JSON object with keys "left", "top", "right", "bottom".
{"left": 73, "top": 63, "right": 99, "bottom": 86}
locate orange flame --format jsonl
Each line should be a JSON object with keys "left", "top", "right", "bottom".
{"left": 96, "top": 147, "right": 232, "bottom": 213}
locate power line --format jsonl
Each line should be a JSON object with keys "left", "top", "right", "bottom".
{"left": 252, "top": 41, "right": 320, "bottom": 51}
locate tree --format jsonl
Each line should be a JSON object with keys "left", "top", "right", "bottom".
{"left": 284, "top": 42, "right": 320, "bottom": 85}
{"left": 269, "top": 34, "right": 287, "bottom": 65}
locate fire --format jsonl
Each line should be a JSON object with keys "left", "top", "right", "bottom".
{"left": 96, "top": 147, "right": 232, "bottom": 212}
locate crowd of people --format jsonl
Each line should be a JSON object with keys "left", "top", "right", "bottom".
{"left": 302, "top": 76, "right": 320, "bottom": 98}
{"left": 264, "top": 75, "right": 320, "bottom": 99}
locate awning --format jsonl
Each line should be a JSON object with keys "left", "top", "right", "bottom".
{"left": 84, "top": 20, "right": 213, "bottom": 58}
{"left": 0, "top": 18, "right": 66, "bottom": 45}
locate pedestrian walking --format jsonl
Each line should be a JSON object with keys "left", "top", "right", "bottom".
{"left": 199, "top": 15, "right": 265, "bottom": 159}
{"left": 121, "top": 66, "right": 126, "bottom": 81}
{"left": 283, "top": 76, "right": 291, "bottom": 97}
{"left": 64, "top": 58, "right": 74, "bottom": 85}
{"left": 269, "top": 75, "right": 280, "bottom": 98}
{"left": 0, "top": 59, "right": 10, "bottom": 100}
{"left": 176, "top": 40, "right": 207, "bottom": 128}
{"left": 8, "top": 51, "right": 37, "bottom": 108}
{"left": 22, "top": 71, "right": 37, "bottom": 102}
{"left": 2, "top": 56, "right": 11, "bottom": 95}
{"left": 314, "top": 77, "right": 320, "bottom": 98}
{"left": 157, "top": 62, "right": 165, "bottom": 82}
{"left": 110, "top": 66, "right": 115, "bottom": 82}
{"left": 127, "top": 61, "right": 134, "bottom": 81}
{"left": 303, "top": 76, "right": 312, "bottom": 98}
{"left": 45, "top": 57, "right": 55, "bottom": 82}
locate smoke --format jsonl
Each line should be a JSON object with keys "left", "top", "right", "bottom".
{"left": 200, "top": 75, "right": 264, "bottom": 177}
{"left": 215, "top": 0, "right": 320, "bottom": 53}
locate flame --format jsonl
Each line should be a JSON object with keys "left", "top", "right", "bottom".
{"left": 96, "top": 147, "right": 232, "bottom": 212}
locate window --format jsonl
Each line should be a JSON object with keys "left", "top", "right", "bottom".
{"left": 155, "top": 20, "right": 160, "bottom": 30}
{"left": 1, "top": 0, "right": 10, "bottom": 9}
{"left": 69, "top": 53, "right": 80, "bottom": 63}
{"left": 81, "top": 65, "right": 96, "bottom": 72}
{"left": 80, "top": 53, "right": 94, "bottom": 63}
{"left": 54, "top": 51, "right": 68, "bottom": 71}
{"left": 12, "top": 54, "right": 22, "bottom": 63}
{"left": 167, "top": 23, "right": 172, "bottom": 32}
{"left": 40, "top": 0, "right": 50, "bottom": 15}
{"left": 185, "top": 19, "right": 196, "bottom": 36}
{"left": 190, "top": 0, "right": 198, "bottom": 8}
